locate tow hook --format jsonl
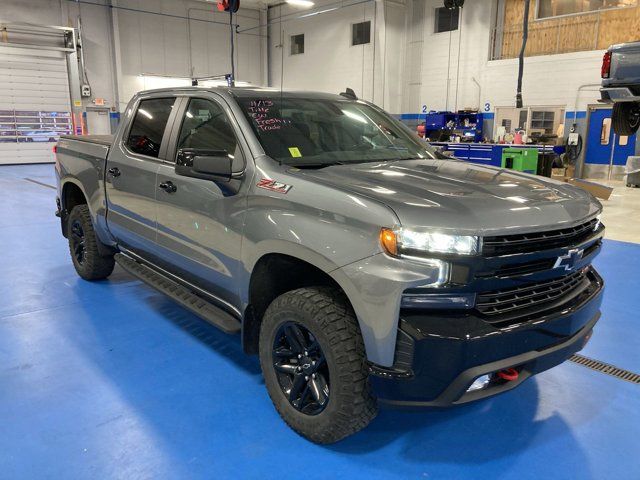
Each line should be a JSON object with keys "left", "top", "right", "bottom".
{"left": 495, "top": 368, "right": 519, "bottom": 382}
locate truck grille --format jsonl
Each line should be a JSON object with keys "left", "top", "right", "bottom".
{"left": 483, "top": 218, "right": 599, "bottom": 256}
{"left": 488, "top": 258, "right": 556, "bottom": 278}
{"left": 476, "top": 268, "right": 591, "bottom": 318}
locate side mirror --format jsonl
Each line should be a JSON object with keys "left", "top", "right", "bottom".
{"left": 175, "top": 148, "right": 233, "bottom": 181}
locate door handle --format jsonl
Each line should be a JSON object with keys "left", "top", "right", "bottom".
{"left": 108, "top": 167, "right": 121, "bottom": 177}
{"left": 159, "top": 181, "right": 177, "bottom": 193}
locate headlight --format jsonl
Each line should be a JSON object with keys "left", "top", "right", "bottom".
{"left": 380, "top": 227, "right": 479, "bottom": 257}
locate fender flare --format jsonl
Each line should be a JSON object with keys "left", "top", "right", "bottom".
{"left": 242, "top": 239, "right": 377, "bottom": 359}
{"left": 59, "top": 177, "right": 115, "bottom": 255}
{"left": 59, "top": 178, "right": 91, "bottom": 236}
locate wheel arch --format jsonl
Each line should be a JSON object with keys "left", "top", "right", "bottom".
{"left": 60, "top": 179, "right": 90, "bottom": 237}
{"left": 241, "top": 245, "right": 372, "bottom": 359}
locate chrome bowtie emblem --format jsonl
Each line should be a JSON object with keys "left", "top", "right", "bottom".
{"left": 554, "top": 248, "right": 584, "bottom": 271}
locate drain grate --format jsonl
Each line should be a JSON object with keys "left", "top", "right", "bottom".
{"left": 569, "top": 354, "right": 640, "bottom": 384}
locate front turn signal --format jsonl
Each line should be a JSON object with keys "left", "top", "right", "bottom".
{"left": 380, "top": 228, "right": 398, "bottom": 256}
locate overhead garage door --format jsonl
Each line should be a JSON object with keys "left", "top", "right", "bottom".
{"left": 0, "top": 48, "right": 73, "bottom": 165}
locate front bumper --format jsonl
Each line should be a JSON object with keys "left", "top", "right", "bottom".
{"left": 369, "top": 269, "right": 604, "bottom": 407}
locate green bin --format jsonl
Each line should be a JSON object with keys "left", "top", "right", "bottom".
{"left": 501, "top": 148, "right": 538, "bottom": 174}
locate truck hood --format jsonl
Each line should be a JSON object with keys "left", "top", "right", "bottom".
{"left": 293, "top": 159, "right": 601, "bottom": 235}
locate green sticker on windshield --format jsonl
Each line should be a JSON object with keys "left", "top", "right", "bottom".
{"left": 288, "top": 147, "right": 302, "bottom": 158}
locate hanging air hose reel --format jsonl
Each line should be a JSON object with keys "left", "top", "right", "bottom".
{"left": 217, "top": 0, "right": 239, "bottom": 12}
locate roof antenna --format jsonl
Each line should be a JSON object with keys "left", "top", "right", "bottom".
{"left": 340, "top": 88, "right": 358, "bottom": 100}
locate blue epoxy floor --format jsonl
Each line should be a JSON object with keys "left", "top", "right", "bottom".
{"left": 0, "top": 164, "right": 638, "bottom": 479}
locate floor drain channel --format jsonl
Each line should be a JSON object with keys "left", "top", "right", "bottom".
{"left": 569, "top": 354, "right": 640, "bottom": 384}
{"left": 24, "top": 178, "right": 56, "bottom": 189}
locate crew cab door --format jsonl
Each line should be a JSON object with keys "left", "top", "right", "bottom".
{"left": 105, "top": 96, "right": 178, "bottom": 256}
{"left": 154, "top": 95, "right": 249, "bottom": 311}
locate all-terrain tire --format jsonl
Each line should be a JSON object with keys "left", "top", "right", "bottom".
{"left": 612, "top": 102, "right": 640, "bottom": 136}
{"left": 259, "top": 287, "right": 378, "bottom": 444}
{"left": 67, "top": 205, "right": 115, "bottom": 280}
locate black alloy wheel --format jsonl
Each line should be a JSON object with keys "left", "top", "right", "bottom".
{"left": 272, "top": 321, "right": 330, "bottom": 415}
{"left": 259, "top": 287, "right": 378, "bottom": 443}
{"left": 70, "top": 219, "right": 86, "bottom": 265}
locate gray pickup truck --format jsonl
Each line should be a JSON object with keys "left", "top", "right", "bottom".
{"left": 601, "top": 41, "right": 640, "bottom": 135}
{"left": 55, "top": 87, "right": 605, "bottom": 443}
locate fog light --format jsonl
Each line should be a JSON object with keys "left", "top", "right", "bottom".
{"left": 467, "top": 374, "right": 491, "bottom": 392}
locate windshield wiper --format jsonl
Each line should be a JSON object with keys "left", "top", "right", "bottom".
{"left": 290, "top": 161, "right": 345, "bottom": 169}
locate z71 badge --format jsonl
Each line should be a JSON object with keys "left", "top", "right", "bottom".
{"left": 256, "top": 178, "right": 292, "bottom": 194}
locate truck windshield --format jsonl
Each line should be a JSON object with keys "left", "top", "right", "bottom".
{"left": 235, "top": 94, "right": 438, "bottom": 167}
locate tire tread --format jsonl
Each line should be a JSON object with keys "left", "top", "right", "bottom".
{"left": 68, "top": 205, "right": 115, "bottom": 280}
{"left": 612, "top": 102, "right": 640, "bottom": 136}
{"left": 260, "top": 286, "right": 377, "bottom": 444}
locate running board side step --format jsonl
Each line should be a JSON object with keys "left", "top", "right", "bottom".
{"left": 115, "top": 253, "right": 241, "bottom": 334}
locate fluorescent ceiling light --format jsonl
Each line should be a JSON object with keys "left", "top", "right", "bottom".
{"left": 138, "top": 108, "right": 153, "bottom": 119}
{"left": 300, "top": 7, "right": 337, "bottom": 17}
{"left": 342, "top": 110, "right": 367, "bottom": 123}
{"left": 286, "top": 0, "right": 315, "bottom": 7}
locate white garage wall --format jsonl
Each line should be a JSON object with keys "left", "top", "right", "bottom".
{"left": 268, "top": 0, "right": 377, "bottom": 99}
{"left": 0, "top": 0, "right": 610, "bottom": 121}
{"left": 399, "top": 0, "right": 604, "bottom": 116}
{"left": 112, "top": 0, "right": 265, "bottom": 111}
{"left": 267, "top": 0, "right": 606, "bottom": 116}
{"left": 267, "top": 0, "right": 406, "bottom": 113}
{"left": 0, "top": 0, "right": 266, "bottom": 114}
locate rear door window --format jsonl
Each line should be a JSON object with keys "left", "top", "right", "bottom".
{"left": 126, "top": 98, "right": 176, "bottom": 158}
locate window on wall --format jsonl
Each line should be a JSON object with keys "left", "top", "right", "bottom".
{"left": 600, "top": 118, "right": 612, "bottom": 145}
{"left": 352, "top": 21, "right": 371, "bottom": 45}
{"left": 518, "top": 110, "right": 528, "bottom": 130}
{"left": 291, "top": 34, "right": 304, "bottom": 55}
{"left": 434, "top": 7, "right": 459, "bottom": 33}
{"left": 530, "top": 110, "right": 556, "bottom": 134}
{"left": 537, "top": 0, "right": 637, "bottom": 19}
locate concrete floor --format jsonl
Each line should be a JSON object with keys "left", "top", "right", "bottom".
{"left": 1, "top": 164, "right": 639, "bottom": 479}
{"left": 594, "top": 179, "right": 640, "bottom": 244}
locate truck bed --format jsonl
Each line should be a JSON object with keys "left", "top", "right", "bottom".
{"left": 603, "top": 41, "right": 640, "bottom": 87}
{"left": 59, "top": 134, "right": 114, "bottom": 147}
{"left": 57, "top": 135, "right": 112, "bottom": 169}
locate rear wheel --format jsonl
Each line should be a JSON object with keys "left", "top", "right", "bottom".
{"left": 259, "top": 287, "right": 377, "bottom": 444}
{"left": 67, "top": 205, "right": 115, "bottom": 280}
{"left": 612, "top": 102, "right": 640, "bottom": 136}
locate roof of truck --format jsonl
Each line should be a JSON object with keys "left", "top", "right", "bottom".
{"left": 134, "top": 86, "right": 356, "bottom": 101}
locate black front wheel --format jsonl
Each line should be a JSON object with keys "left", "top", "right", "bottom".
{"left": 67, "top": 205, "right": 115, "bottom": 280}
{"left": 272, "top": 321, "right": 331, "bottom": 416}
{"left": 612, "top": 102, "right": 640, "bottom": 136}
{"left": 259, "top": 287, "right": 377, "bottom": 444}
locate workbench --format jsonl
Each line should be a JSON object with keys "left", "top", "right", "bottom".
{"left": 431, "top": 142, "right": 565, "bottom": 168}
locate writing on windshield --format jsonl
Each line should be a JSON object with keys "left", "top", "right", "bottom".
{"left": 236, "top": 95, "right": 436, "bottom": 166}
{"left": 246, "top": 99, "right": 291, "bottom": 132}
